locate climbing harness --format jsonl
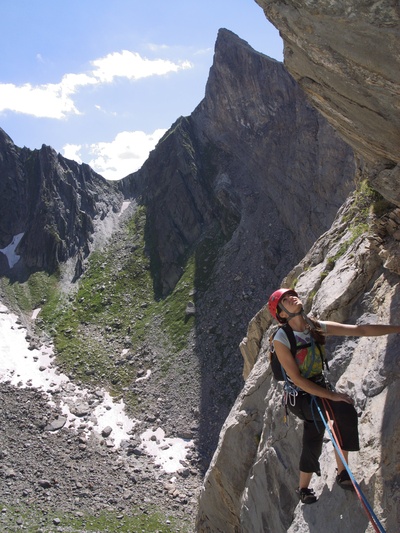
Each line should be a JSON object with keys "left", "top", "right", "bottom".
{"left": 314, "top": 397, "right": 387, "bottom": 533}
{"left": 272, "top": 322, "right": 327, "bottom": 425}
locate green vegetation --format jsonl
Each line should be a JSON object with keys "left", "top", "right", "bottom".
{"left": 0, "top": 204, "right": 198, "bottom": 404}
{"left": 1, "top": 198, "right": 230, "bottom": 412}
{"left": 318, "top": 180, "right": 392, "bottom": 281}
{"left": 319, "top": 228, "right": 367, "bottom": 281}
{"left": 343, "top": 179, "right": 391, "bottom": 225}
{"left": 1, "top": 271, "right": 60, "bottom": 316}
{"left": 153, "top": 256, "right": 196, "bottom": 352}
{"left": 0, "top": 205, "right": 202, "bottom": 532}
{"left": 306, "top": 290, "right": 317, "bottom": 310}
{"left": 0, "top": 503, "right": 185, "bottom": 533}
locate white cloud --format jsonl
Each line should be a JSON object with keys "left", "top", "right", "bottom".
{"left": 0, "top": 51, "right": 193, "bottom": 119}
{"left": 89, "top": 129, "right": 167, "bottom": 180}
{"left": 91, "top": 50, "right": 192, "bottom": 83}
{"left": 0, "top": 82, "right": 79, "bottom": 119}
{"left": 0, "top": 72, "right": 97, "bottom": 119}
{"left": 63, "top": 129, "right": 166, "bottom": 181}
{"left": 61, "top": 72, "right": 98, "bottom": 92}
{"left": 63, "top": 144, "right": 82, "bottom": 164}
{"left": 194, "top": 47, "right": 213, "bottom": 56}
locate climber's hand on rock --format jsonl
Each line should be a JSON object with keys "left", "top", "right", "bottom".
{"left": 330, "top": 391, "right": 354, "bottom": 404}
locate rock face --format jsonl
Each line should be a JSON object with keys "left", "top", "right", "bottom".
{"left": 256, "top": 0, "right": 400, "bottom": 205}
{"left": 196, "top": 197, "right": 400, "bottom": 533}
{"left": 0, "top": 128, "right": 123, "bottom": 280}
{"left": 118, "top": 29, "right": 355, "bottom": 461}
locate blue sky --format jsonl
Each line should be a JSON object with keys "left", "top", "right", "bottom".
{"left": 0, "top": 0, "right": 283, "bottom": 180}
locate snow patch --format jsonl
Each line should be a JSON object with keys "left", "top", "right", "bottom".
{"left": 136, "top": 369, "right": 152, "bottom": 382}
{"left": 140, "top": 427, "right": 193, "bottom": 474}
{"left": 0, "top": 302, "right": 135, "bottom": 448}
{"left": 31, "top": 308, "right": 41, "bottom": 320}
{"left": 119, "top": 201, "right": 131, "bottom": 216}
{"left": 92, "top": 392, "right": 136, "bottom": 446}
{"left": 0, "top": 232, "right": 24, "bottom": 268}
{"left": 0, "top": 304, "right": 66, "bottom": 390}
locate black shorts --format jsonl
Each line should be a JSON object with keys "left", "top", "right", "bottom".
{"left": 288, "top": 392, "right": 360, "bottom": 474}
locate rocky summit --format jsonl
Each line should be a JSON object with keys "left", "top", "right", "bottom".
{"left": 0, "top": 8, "right": 398, "bottom": 533}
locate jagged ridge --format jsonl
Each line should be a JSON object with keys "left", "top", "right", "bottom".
{"left": 0, "top": 128, "right": 123, "bottom": 281}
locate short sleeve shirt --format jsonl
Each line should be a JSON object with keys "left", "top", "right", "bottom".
{"left": 274, "top": 321, "right": 327, "bottom": 379}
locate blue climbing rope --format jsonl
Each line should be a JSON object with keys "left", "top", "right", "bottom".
{"left": 313, "top": 397, "right": 386, "bottom": 533}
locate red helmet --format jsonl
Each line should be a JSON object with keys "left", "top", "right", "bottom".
{"left": 268, "top": 288, "right": 298, "bottom": 323}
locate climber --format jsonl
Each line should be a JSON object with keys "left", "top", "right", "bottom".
{"left": 268, "top": 288, "right": 400, "bottom": 504}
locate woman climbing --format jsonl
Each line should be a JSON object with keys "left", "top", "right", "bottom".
{"left": 268, "top": 288, "right": 400, "bottom": 504}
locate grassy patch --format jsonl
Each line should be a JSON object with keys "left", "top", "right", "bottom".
{"left": 0, "top": 503, "right": 185, "bottom": 533}
{"left": 153, "top": 256, "right": 195, "bottom": 353}
{"left": 319, "top": 180, "right": 387, "bottom": 278}
{"left": 33, "top": 205, "right": 197, "bottom": 400}
{"left": 0, "top": 271, "right": 60, "bottom": 316}
{"left": 3, "top": 201, "right": 228, "bottom": 410}
{"left": 319, "top": 256, "right": 336, "bottom": 281}
{"left": 344, "top": 180, "right": 391, "bottom": 225}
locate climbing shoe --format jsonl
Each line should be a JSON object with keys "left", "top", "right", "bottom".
{"left": 336, "top": 469, "right": 355, "bottom": 491}
{"left": 296, "top": 487, "right": 318, "bottom": 504}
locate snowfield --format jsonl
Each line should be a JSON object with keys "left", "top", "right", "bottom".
{"left": 0, "top": 301, "right": 193, "bottom": 472}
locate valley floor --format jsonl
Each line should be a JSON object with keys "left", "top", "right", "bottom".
{"left": 0, "top": 303, "right": 201, "bottom": 532}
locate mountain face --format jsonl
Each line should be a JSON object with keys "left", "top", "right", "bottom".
{"left": 0, "top": 129, "right": 123, "bottom": 281}
{"left": 196, "top": 194, "right": 400, "bottom": 533}
{"left": 256, "top": 0, "right": 400, "bottom": 205}
{"left": 120, "top": 29, "right": 355, "bottom": 299}
{"left": 117, "top": 28, "right": 355, "bottom": 461}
